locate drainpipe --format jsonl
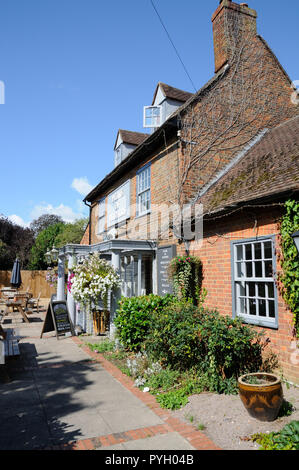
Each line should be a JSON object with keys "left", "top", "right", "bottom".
{"left": 84, "top": 200, "right": 92, "bottom": 245}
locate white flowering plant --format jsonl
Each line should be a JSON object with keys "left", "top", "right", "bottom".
{"left": 70, "top": 252, "right": 120, "bottom": 308}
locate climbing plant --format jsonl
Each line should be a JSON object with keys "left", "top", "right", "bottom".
{"left": 278, "top": 199, "right": 299, "bottom": 338}
{"left": 168, "top": 255, "right": 204, "bottom": 305}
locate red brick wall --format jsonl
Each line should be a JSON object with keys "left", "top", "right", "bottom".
{"left": 90, "top": 138, "right": 179, "bottom": 245}
{"left": 188, "top": 207, "right": 299, "bottom": 384}
{"left": 80, "top": 223, "right": 90, "bottom": 245}
{"left": 180, "top": 12, "right": 299, "bottom": 204}
{"left": 212, "top": 1, "right": 257, "bottom": 73}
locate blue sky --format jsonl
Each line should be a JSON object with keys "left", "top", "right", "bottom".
{"left": 0, "top": 0, "right": 298, "bottom": 227}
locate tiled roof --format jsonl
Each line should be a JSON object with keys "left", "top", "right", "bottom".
{"left": 199, "top": 115, "right": 299, "bottom": 216}
{"left": 117, "top": 129, "right": 149, "bottom": 148}
{"left": 152, "top": 82, "right": 193, "bottom": 105}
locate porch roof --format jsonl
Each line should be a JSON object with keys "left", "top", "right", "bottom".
{"left": 58, "top": 239, "right": 157, "bottom": 258}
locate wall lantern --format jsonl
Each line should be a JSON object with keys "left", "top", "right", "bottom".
{"left": 291, "top": 231, "right": 299, "bottom": 255}
{"left": 45, "top": 245, "right": 59, "bottom": 265}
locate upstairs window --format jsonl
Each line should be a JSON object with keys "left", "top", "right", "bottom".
{"left": 231, "top": 236, "right": 278, "bottom": 329}
{"left": 143, "top": 106, "right": 161, "bottom": 128}
{"left": 107, "top": 180, "right": 131, "bottom": 227}
{"left": 97, "top": 198, "right": 106, "bottom": 234}
{"left": 136, "top": 164, "right": 151, "bottom": 217}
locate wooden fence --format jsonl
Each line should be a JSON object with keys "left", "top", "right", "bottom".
{"left": 0, "top": 271, "right": 56, "bottom": 298}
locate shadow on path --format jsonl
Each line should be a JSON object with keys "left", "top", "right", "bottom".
{"left": 0, "top": 340, "right": 101, "bottom": 450}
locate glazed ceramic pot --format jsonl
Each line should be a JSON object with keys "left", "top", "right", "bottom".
{"left": 238, "top": 372, "right": 283, "bottom": 422}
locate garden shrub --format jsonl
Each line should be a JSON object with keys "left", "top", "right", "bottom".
{"left": 145, "top": 302, "right": 276, "bottom": 394}
{"left": 252, "top": 421, "right": 299, "bottom": 450}
{"left": 114, "top": 294, "right": 175, "bottom": 351}
{"left": 145, "top": 301, "right": 206, "bottom": 369}
{"left": 197, "top": 311, "right": 270, "bottom": 383}
{"left": 156, "top": 388, "right": 189, "bottom": 410}
{"left": 145, "top": 367, "right": 181, "bottom": 392}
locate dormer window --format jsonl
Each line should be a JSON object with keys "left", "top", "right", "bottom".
{"left": 143, "top": 106, "right": 162, "bottom": 128}
{"left": 143, "top": 83, "right": 193, "bottom": 130}
{"left": 114, "top": 130, "right": 149, "bottom": 168}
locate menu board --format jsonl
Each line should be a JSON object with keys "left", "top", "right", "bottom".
{"left": 157, "top": 245, "right": 176, "bottom": 296}
{"left": 40, "top": 300, "right": 75, "bottom": 339}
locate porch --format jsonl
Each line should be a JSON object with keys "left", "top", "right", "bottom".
{"left": 56, "top": 239, "right": 157, "bottom": 336}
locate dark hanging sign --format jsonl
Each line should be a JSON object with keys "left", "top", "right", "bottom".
{"left": 157, "top": 245, "right": 176, "bottom": 296}
{"left": 40, "top": 300, "right": 75, "bottom": 340}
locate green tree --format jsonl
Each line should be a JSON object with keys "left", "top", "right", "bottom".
{"left": 0, "top": 216, "right": 35, "bottom": 269}
{"left": 30, "top": 214, "right": 64, "bottom": 237}
{"left": 28, "top": 222, "right": 65, "bottom": 270}
{"left": 54, "top": 218, "right": 88, "bottom": 247}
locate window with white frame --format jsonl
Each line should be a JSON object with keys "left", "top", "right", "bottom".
{"left": 232, "top": 237, "right": 278, "bottom": 328}
{"left": 98, "top": 198, "right": 106, "bottom": 234}
{"left": 107, "top": 180, "right": 130, "bottom": 227}
{"left": 136, "top": 164, "right": 151, "bottom": 217}
{"left": 143, "top": 106, "right": 161, "bottom": 128}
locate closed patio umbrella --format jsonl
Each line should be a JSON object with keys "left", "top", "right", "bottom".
{"left": 10, "top": 258, "right": 22, "bottom": 289}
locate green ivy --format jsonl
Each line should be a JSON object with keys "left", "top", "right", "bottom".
{"left": 279, "top": 199, "right": 299, "bottom": 338}
{"left": 168, "top": 255, "right": 204, "bottom": 305}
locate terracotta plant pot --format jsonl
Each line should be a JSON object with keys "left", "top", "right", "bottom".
{"left": 238, "top": 372, "right": 283, "bottom": 422}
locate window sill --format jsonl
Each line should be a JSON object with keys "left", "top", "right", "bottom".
{"left": 135, "top": 210, "right": 151, "bottom": 220}
{"left": 237, "top": 314, "right": 278, "bottom": 330}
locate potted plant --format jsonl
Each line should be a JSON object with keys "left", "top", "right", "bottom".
{"left": 238, "top": 372, "right": 283, "bottom": 422}
{"left": 69, "top": 252, "right": 120, "bottom": 335}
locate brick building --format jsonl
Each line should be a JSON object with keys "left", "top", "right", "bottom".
{"left": 57, "top": 1, "right": 298, "bottom": 382}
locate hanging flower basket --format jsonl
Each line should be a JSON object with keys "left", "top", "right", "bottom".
{"left": 168, "top": 255, "right": 203, "bottom": 304}
{"left": 69, "top": 252, "right": 120, "bottom": 333}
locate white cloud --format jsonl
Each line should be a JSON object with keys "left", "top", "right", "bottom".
{"left": 30, "top": 203, "right": 87, "bottom": 223}
{"left": 71, "top": 177, "right": 93, "bottom": 196}
{"left": 8, "top": 214, "right": 30, "bottom": 228}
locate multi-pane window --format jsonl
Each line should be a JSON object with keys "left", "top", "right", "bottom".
{"left": 98, "top": 198, "right": 106, "bottom": 234}
{"left": 136, "top": 164, "right": 151, "bottom": 217}
{"left": 143, "top": 106, "right": 161, "bottom": 128}
{"left": 232, "top": 237, "right": 278, "bottom": 328}
{"left": 107, "top": 180, "right": 130, "bottom": 227}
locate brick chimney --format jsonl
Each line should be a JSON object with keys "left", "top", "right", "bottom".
{"left": 212, "top": 0, "right": 257, "bottom": 73}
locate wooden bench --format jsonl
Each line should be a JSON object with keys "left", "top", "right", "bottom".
{"left": 0, "top": 326, "right": 20, "bottom": 382}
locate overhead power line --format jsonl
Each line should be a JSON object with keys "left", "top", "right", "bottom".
{"left": 150, "top": 0, "right": 197, "bottom": 93}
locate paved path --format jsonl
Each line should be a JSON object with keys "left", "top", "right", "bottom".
{"left": 0, "top": 302, "right": 220, "bottom": 451}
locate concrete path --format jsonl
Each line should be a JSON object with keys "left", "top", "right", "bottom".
{"left": 0, "top": 301, "right": 220, "bottom": 451}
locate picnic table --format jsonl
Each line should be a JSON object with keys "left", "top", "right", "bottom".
{"left": 4, "top": 300, "right": 30, "bottom": 323}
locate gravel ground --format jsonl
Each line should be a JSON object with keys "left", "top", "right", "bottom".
{"left": 171, "top": 383, "right": 299, "bottom": 450}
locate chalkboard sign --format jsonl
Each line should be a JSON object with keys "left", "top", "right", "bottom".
{"left": 40, "top": 300, "right": 75, "bottom": 339}
{"left": 157, "top": 245, "right": 176, "bottom": 296}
